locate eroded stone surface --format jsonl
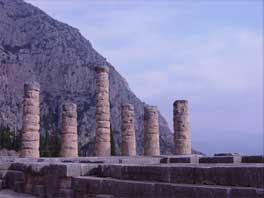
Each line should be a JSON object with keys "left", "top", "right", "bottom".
{"left": 20, "top": 82, "right": 40, "bottom": 158}
{"left": 173, "top": 100, "right": 191, "bottom": 155}
{"left": 144, "top": 106, "right": 160, "bottom": 156}
{"left": 60, "top": 103, "right": 78, "bottom": 157}
{"left": 121, "top": 104, "right": 136, "bottom": 156}
{"left": 95, "top": 66, "right": 111, "bottom": 156}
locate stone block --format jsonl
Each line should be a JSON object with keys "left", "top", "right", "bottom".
{"left": 161, "top": 155, "right": 200, "bottom": 164}
{"left": 49, "top": 163, "right": 81, "bottom": 177}
{"left": 81, "top": 176, "right": 102, "bottom": 194}
{"left": 32, "top": 185, "right": 46, "bottom": 198}
{"left": 170, "top": 166, "right": 195, "bottom": 184}
{"left": 114, "top": 179, "right": 155, "bottom": 197}
{"left": 242, "top": 156, "right": 264, "bottom": 163}
{"left": 96, "top": 195, "right": 115, "bottom": 198}
{"left": 72, "top": 176, "right": 89, "bottom": 193}
{"left": 58, "top": 188, "right": 73, "bottom": 198}
{"left": 230, "top": 187, "right": 258, "bottom": 198}
{"left": 4, "top": 170, "right": 25, "bottom": 188}
{"left": 59, "top": 177, "right": 72, "bottom": 189}
{"left": 80, "top": 164, "right": 100, "bottom": 176}
{"left": 247, "top": 167, "right": 264, "bottom": 188}
{"left": 124, "top": 165, "right": 170, "bottom": 182}
{"left": 99, "top": 165, "right": 123, "bottom": 179}
{"left": 199, "top": 156, "right": 241, "bottom": 163}
{"left": 13, "top": 181, "right": 25, "bottom": 193}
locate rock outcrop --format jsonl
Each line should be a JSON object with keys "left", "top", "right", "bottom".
{"left": 0, "top": 0, "right": 182, "bottom": 155}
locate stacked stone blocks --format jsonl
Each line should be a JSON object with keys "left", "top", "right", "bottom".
{"left": 121, "top": 104, "right": 136, "bottom": 156}
{"left": 20, "top": 82, "right": 40, "bottom": 158}
{"left": 173, "top": 100, "right": 191, "bottom": 155}
{"left": 60, "top": 103, "right": 78, "bottom": 158}
{"left": 144, "top": 106, "right": 160, "bottom": 156}
{"left": 95, "top": 66, "right": 111, "bottom": 156}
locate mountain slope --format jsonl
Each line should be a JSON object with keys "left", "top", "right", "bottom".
{"left": 0, "top": 0, "right": 178, "bottom": 155}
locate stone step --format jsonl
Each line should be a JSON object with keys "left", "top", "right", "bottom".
{"left": 0, "top": 170, "right": 25, "bottom": 191}
{"left": 99, "top": 164, "right": 264, "bottom": 188}
{"left": 0, "top": 189, "right": 37, "bottom": 198}
{"left": 73, "top": 176, "right": 264, "bottom": 198}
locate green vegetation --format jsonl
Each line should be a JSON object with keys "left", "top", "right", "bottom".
{"left": 110, "top": 127, "right": 116, "bottom": 156}
{"left": 0, "top": 126, "right": 21, "bottom": 151}
{"left": 40, "top": 132, "right": 61, "bottom": 157}
{"left": 0, "top": 125, "right": 61, "bottom": 157}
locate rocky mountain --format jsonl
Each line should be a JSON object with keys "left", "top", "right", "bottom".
{"left": 0, "top": 0, "right": 191, "bottom": 155}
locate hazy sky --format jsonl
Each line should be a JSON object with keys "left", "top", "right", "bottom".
{"left": 25, "top": 0, "right": 263, "bottom": 155}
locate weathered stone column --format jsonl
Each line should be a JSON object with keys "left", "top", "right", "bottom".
{"left": 121, "top": 104, "right": 136, "bottom": 156}
{"left": 173, "top": 100, "right": 191, "bottom": 155}
{"left": 144, "top": 105, "right": 160, "bottom": 156}
{"left": 95, "top": 65, "right": 111, "bottom": 156}
{"left": 60, "top": 103, "right": 78, "bottom": 157}
{"left": 20, "top": 82, "right": 40, "bottom": 158}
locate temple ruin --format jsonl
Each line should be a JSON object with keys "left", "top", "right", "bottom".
{"left": 0, "top": 66, "right": 263, "bottom": 198}
{"left": 121, "top": 104, "right": 136, "bottom": 156}
{"left": 60, "top": 103, "right": 78, "bottom": 158}
{"left": 173, "top": 100, "right": 191, "bottom": 155}
{"left": 20, "top": 82, "right": 40, "bottom": 158}
{"left": 144, "top": 105, "right": 160, "bottom": 156}
{"left": 95, "top": 66, "right": 111, "bottom": 156}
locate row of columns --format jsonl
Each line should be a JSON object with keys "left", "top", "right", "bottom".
{"left": 20, "top": 65, "right": 191, "bottom": 158}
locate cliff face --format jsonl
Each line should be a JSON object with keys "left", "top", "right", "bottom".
{"left": 0, "top": 0, "right": 174, "bottom": 155}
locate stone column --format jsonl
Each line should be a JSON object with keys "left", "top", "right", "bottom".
{"left": 20, "top": 82, "right": 40, "bottom": 158}
{"left": 173, "top": 100, "right": 191, "bottom": 155}
{"left": 95, "top": 65, "right": 111, "bottom": 156}
{"left": 144, "top": 106, "right": 160, "bottom": 156}
{"left": 121, "top": 104, "right": 136, "bottom": 156}
{"left": 60, "top": 103, "right": 78, "bottom": 157}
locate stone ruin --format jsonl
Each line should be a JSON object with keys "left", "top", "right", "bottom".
{"left": 18, "top": 65, "right": 176, "bottom": 158}
{"left": 0, "top": 65, "right": 263, "bottom": 198}
{"left": 121, "top": 104, "right": 136, "bottom": 156}
{"left": 60, "top": 103, "right": 78, "bottom": 158}
{"left": 20, "top": 82, "right": 40, "bottom": 158}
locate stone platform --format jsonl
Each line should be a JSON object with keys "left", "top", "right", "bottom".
{"left": 0, "top": 155, "right": 263, "bottom": 198}
{"left": 0, "top": 190, "right": 37, "bottom": 198}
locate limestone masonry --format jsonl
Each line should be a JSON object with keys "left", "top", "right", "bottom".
{"left": 20, "top": 83, "right": 40, "bottom": 158}
{"left": 121, "top": 104, "right": 136, "bottom": 156}
{"left": 173, "top": 100, "right": 191, "bottom": 155}
{"left": 0, "top": 156, "right": 263, "bottom": 198}
{"left": 95, "top": 66, "right": 111, "bottom": 156}
{"left": 1, "top": 67, "right": 263, "bottom": 198}
{"left": 60, "top": 103, "right": 78, "bottom": 158}
{"left": 144, "top": 106, "right": 160, "bottom": 156}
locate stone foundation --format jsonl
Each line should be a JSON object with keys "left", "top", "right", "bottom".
{"left": 0, "top": 156, "right": 263, "bottom": 198}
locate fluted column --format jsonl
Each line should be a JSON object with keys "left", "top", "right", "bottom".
{"left": 60, "top": 103, "right": 78, "bottom": 157}
{"left": 95, "top": 65, "right": 111, "bottom": 156}
{"left": 121, "top": 104, "right": 136, "bottom": 156}
{"left": 20, "top": 82, "right": 40, "bottom": 158}
{"left": 144, "top": 105, "right": 160, "bottom": 156}
{"left": 173, "top": 100, "right": 191, "bottom": 155}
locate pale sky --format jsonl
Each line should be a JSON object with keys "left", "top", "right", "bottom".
{"left": 25, "top": 0, "right": 263, "bottom": 155}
